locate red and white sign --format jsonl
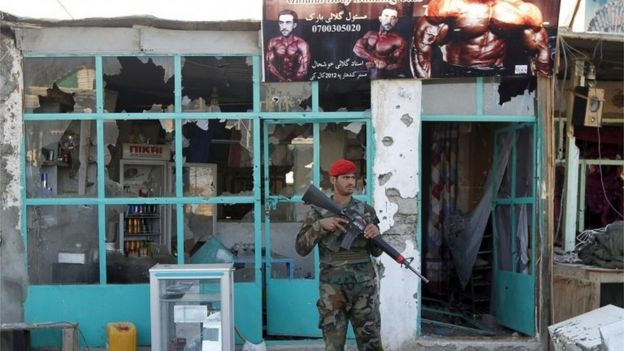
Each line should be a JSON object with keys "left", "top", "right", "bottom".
{"left": 122, "top": 144, "right": 171, "bottom": 160}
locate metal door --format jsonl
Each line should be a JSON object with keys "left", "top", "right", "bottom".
{"left": 492, "top": 123, "right": 537, "bottom": 336}
{"left": 263, "top": 119, "right": 371, "bottom": 337}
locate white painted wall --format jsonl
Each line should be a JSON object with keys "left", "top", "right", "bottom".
{"left": 371, "top": 80, "right": 422, "bottom": 351}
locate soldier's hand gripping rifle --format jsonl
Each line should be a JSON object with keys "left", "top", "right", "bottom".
{"left": 302, "top": 185, "right": 429, "bottom": 283}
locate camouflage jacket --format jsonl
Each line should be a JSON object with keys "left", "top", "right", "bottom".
{"left": 295, "top": 197, "right": 383, "bottom": 284}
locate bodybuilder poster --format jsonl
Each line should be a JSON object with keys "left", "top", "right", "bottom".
{"left": 262, "top": 0, "right": 561, "bottom": 81}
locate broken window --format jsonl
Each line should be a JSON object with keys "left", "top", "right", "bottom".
{"left": 182, "top": 119, "right": 254, "bottom": 196}
{"left": 319, "top": 79, "right": 370, "bottom": 111}
{"left": 270, "top": 203, "right": 314, "bottom": 280}
{"left": 106, "top": 204, "right": 176, "bottom": 284}
{"left": 104, "top": 119, "right": 174, "bottom": 197}
{"left": 319, "top": 122, "right": 367, "bottom": 193}
{"left": 184, "top": 204, "right": 255, "bottom": 283}
{"left": 25, "top": 120, "right": 97, "bottom": 198}
{"left": 267, "top": 123, "right": 313, "bottom": 198}
{"left": 22, "top": 54, "right": 260, "bottom": 289}
{"left": 28, "top": 205, "right": 99, "bottom": 285}
{"left": 182, "top": 56, "right": 253, "bottom": 113}
{"left": 261, "top": 82, "right": 312, "bottom": 112}
{"left": 24, "top": 57, "right": 95, "bottom": 113}
{"left": 103, "top": 57, "right": 174, "bottom": 113}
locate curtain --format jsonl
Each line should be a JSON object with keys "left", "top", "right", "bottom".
{"left": 446, "top": 133, "right": 513, "bottom": 288}
{"left": 425, "top": 124, "right": 459, "bottom": 295}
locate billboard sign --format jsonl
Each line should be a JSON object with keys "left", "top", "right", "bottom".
{"left": 262, "top": 0, "right": 561, "bottom": 81}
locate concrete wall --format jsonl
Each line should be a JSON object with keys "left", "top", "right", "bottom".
{"left": 371, "top": 80, "right": 422, "bottom": 351}
{"left": 16, "top": 27, "right": 260, "bottom": 55}
{"left": 0, "top": 29, "right": 27, "bottom": 323}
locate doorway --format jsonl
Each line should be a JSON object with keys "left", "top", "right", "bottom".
{"left": 420, "top": 121, "right": 537, "bottom": 337}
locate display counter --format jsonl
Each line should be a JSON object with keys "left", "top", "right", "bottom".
{"left": 553, "top": 262, "right": 624, "bottom": 323}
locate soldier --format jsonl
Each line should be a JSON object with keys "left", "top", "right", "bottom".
{"left": 296, "top": 159, "right": 384, "bottom": 351}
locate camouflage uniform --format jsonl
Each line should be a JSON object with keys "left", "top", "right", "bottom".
{"left": 296, "top": 198, "right": 384, "bottom": 351}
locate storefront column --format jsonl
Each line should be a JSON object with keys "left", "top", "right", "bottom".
{"left": 0, "top": 32, "right": 27, "bottom": 324}
{"left": 371, "top": 80, "right": 422, "bottom": 350}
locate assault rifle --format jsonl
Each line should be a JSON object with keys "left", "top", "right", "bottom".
{"left": 302, "top": 185, "right": 429, "bottom": 283}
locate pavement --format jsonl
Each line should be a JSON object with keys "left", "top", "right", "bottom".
{"left": 233, "top": 337, "right": 544, "bottom": 350}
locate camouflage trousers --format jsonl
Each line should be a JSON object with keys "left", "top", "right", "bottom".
{"left": 317, "top": 279, "right": 383, "bottom": 351}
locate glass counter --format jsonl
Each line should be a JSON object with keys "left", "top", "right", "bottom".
{"left": 149, "top": 264, "right": 234, "bottom": 351}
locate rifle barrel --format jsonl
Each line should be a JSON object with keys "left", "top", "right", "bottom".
{"left": 403, "top": 262, "right": 430, "bottom": 284}
{"left": 372, "top": 236, "right": 428, "bottom": 283}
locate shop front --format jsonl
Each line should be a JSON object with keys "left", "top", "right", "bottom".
{"left": 1, "top": 14, "right": 551, "bottom": 350}
{"left": 14, "top": 23, "right": 382, "bottom": 347}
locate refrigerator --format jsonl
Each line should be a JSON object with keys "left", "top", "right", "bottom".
{"left": 118, "top": 154, "right": 171, "bottom": 256}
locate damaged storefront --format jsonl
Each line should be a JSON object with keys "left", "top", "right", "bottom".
{"left": 0, "top": 3, "right": 562, "bottom": 350}
{"left": 551, "top": 24, "right": 624, "bottom": 329}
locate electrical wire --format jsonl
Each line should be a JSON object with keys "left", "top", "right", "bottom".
{"left": 552, "top": 33, "right": 621, "bottom": 244}
{"left": 595, "top": 127, "right": 624, "bottom": 219}
{"left": 553, "top": 35, "right": 573, "bottom": 245}
{"left": 55, "top": 0, "right": 75, "bottom": 20}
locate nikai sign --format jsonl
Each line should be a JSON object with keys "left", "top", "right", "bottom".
{"left": 123, "top": 144, "right": 171, "bottom": 160}
{"left": 262, "top": 0, "right": 561, "bottom": 81}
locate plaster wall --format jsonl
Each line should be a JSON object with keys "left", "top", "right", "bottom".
{"left": 16, "top": 27, "right": 261, "bottom": 55}
{"left": 0, "top": 31, "right": 27, "bottom": 323}
{"left": 371, "top": 80, "right": 421, "bottom": 351}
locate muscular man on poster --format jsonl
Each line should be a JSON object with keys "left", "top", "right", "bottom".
{"left": 412, "top": 0, "right": 552, "bottom": 78}
{"left": 353, "top": 5, "right": 408, "bottom": 79}
{"left": 265, "top": 9, "right": 311, "bottom": 82}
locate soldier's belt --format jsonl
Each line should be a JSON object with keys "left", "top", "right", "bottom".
{"left": 321, "top": 249, "right": 370, "bottom": 264}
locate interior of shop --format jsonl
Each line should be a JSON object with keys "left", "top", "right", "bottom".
{"left": 23, "top": 55, "right": 373, "bottom": 288}
{"left": 552, "top": 33, "right": 624, "bottom": 248}
{"left": 550, "top": 30, "right": 624, "bottom": 323}
{"left": 420, "top": 121, "right": 525, "bottom": 337}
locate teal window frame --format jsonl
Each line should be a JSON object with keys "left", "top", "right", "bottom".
{"left": 21, "top": 53, "right": 264, "bottom": 285}
{"left": 20, "top": 54, "right": 376, "bottom": 286}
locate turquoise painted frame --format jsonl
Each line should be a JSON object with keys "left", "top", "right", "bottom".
{"left": 261, "top": 81, "right": 372, "bottom": 336}
{"left": 490, "top": 122, "right": 537, "bottom": 336}
{"left": 417, "top": 77, "right": 539, "bottom": 336}
{"left": 21, "top": 53, "right": 264, "bottom": 346}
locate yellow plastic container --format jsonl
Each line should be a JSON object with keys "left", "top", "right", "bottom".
{"left": 106, "top": 322, "right": 137, "bottom": 351}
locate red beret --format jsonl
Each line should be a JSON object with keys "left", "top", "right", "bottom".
{"left": 329, "top": 159, "right": 357, "bottom": 177}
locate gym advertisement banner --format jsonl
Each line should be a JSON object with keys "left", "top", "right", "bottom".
{"left": 262, "top": 0, "right": 561, "bottom": 81}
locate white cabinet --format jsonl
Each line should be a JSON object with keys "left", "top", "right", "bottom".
{"left": 149, "top": 264, "right": 234, "bottom": 351}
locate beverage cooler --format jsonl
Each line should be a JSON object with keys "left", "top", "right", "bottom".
{"left": 118, "top": 144, "right": 172, "bottom": 256}
{"left": 149, "top": 264, "right": 234, "bottom": 351}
